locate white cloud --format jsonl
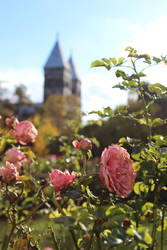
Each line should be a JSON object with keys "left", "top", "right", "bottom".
{"left": 0, "top": 68, "right": 43, "bottom": 103}
{"left": 119, "top": 16, "right": 167, "bottom": 86}
{"left": 81, "top": 72, "right": 128, "bottom": 115}
{"left": 121, "top": 16, "right": 167, "bottom": 56}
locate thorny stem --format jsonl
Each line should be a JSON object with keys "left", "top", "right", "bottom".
{"left": 131, "top": 58, "right": 152, "bottom": 143}
{"left": 160, "top": 206, "right": 165, "bottom": 250}
{"left": 151, "top": 174, "right": 159, "bottom": 249}
{"left": 131, "top": 57, "right": 161, "bottom": 250}
{"left": 82, "top": 153, "right": 87, "bottom": 175}
{"left": 151, "top": 206, "right": 157, "bottom": 249}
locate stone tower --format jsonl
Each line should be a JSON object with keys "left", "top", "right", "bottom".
{"left": 69, "top": 56, "right": 81, "bottom": 98}
{"left": 44, "top": 40, "right": 81, "bottom": 103}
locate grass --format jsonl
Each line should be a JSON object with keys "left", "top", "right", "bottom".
{"left": 1, "top": 213, "right": 167, "bottom": 249}
{"left": 0, "top": 214, "right": 76, "bottom": 250}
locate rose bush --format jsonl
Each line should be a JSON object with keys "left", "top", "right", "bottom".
{"left": 0, "top": 48, "right": 167, "bottom": 249}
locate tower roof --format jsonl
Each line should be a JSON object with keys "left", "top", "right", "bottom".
{"left": 44, "top": 41, "right": 70, "bottom": 70}
{"left": 69, "top": 56, "right": 80, "bottom": 80}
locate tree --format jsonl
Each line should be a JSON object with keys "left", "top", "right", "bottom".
{"left": 42, "top": 94, "right": 81, "bottom": 134}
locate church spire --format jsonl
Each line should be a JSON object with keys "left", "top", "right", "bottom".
{"left": 69, "top": 56, "right": 81, "bottom": 97}
{"left": 44, "top": 40, "right": 70, "bottom": 70}
{"left": 69, "top": 56, "right": 80, "bottom": 80}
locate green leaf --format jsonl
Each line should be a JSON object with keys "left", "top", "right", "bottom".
{"left": 153, "top": 135, "right": 167, "bottom": 146}
{"left": 115, "top": 69, "right": 128, "bottom": 80}
{"left": 152, "top": 56, "right": 161, "bottom": 63}
{"left": 85, "top": 186, "right": 97, "bottom": 200}
{"left": 87, "top": 150, "right": 92, "bottom": 159}
{"left": 142, "top": 202, "right": 153, "bottom": 215}
{"left": 89, "top": 107, "right": 114, "bottom": 118}
{"left": 134, "top": 182, "right": 149, "bottom": 195}
{"left": 110, "top": 57, "right": 117, "bottom": 65}
{"left": 152, "top": 118, "right": 164, "bottom": 127}
{"left": 144, "top": 59, "right": 151, "bottom": 64}
{"left": 91, "top": 60, "right": 106, "bottom": 68}
{"left": 106, "top": 205, "right": 125, "bottom": 217}
{"left": 102, "top": 58, "right": 111, "bottom": 65}
{"left": 89, "top": 110, "right": 106, "bottom": 118}
{"left": 118, "top": 57, "right": 125, "bottom": 65}
{"left": 0, "top": 138, "right": 7, "bottom": 154}
{"left": 125, "top": 46, "right": 133, "bottom": 51}
{"left": 112, "top": 83, "right": 126, "bottom": 90}
{"left": 103, "top": 107, "right": 114, "bottom": 116}
{"left": 126, "top": 80, "right": 138, "bottom": 88}
{"left": 148, "top": 83, "right": 167, "bottom": 96}
{"left": 138, "top": 72, "right": 146, "bottom": 77}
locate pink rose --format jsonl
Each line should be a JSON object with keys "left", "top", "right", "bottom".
{"left": 44, "top": 248, "right": 53, "bottom": 250}
{"left": 0, "top": 162, "right": 20, "bottom": 185}
{"left": 99, "top": 145, "right": 136, "bottom": 198}
{"left": 4, "top": 148, "right": 25, "bottom": 170}
{"left": 49, "top": 169, "right": 75, "bottom": 192}
{"left": 13, "top": 120, "right": 38, "bottom": 145}
{"left": 72, "top": 138, "right": 92, "bottom": 150}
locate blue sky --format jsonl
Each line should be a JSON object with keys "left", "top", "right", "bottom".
{"left": 1, "top": 0, "right": 167, "bottom": 117}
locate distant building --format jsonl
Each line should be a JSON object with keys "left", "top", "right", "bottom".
{"left": 19, "top": 40, "right": 81, "bottom": 120}
{"left": 44, "top": 40, "right": 81, "bottom": 103}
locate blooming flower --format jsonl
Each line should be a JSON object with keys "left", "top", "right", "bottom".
{"left": 99, "top": 145, "right": 136, "bottom": 198}
{"left": 11, "top": 120, "right": 38, "bottom": 145}
{"left": 49, "top": 169, "right": 75, "bottom": 192}
{"left": 4, "top": 148, "right": 25, "bottom": 170}
{"left": 0, "top": 162, "right": 20, "bottom": 185}
{"left": 72, "top": 138, "right": 92, "bottom": 150}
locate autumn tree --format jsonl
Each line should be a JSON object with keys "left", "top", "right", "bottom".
{"left": 41, "top": 94, "right": 81, "bottom": 134}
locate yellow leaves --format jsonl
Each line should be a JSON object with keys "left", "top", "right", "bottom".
{"left": 32, "top": 117, "right": 59, "bottom": 156}
{"left": 49, "top": 209, "right": 61, "bottom": 219}
{"left": 133, "top": 162, "right": 141, "bottom": 172}
{"left": 20, "top": 175, "right": 31, "bottom": 181}
{"left": 140, "top": 216, "right": 146, "bottom": 221}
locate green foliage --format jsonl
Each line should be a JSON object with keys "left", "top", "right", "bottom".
{"left": 1, "top": 47, "right": 167, "bottom": 250}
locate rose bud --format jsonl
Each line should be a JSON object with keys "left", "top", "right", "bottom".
{"left": 49, "top": 169, "right": 75, "bottom": 192}
{"left": 72, "top": 138, "right": 92, "bottom": 150}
